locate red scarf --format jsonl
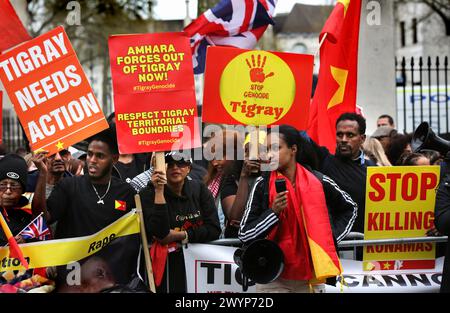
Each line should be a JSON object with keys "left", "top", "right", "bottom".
{"left": 267, "top": 163, "right": 341, "bottom": 281}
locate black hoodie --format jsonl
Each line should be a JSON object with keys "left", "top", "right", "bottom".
{"left": 140, "top": 178, "right": 221, "bottom": 293}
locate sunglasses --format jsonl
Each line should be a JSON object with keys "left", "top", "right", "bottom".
{"left": 0, "top": 183, "right": 22, "bottom": 192}
{"left": 167, "top": 161, "right": 191, "bottom": 169}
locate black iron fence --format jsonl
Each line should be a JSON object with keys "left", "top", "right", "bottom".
{"left": 2, "top": 56, "right": 448, "bottom": 152}
{"left": 1, "top": 113, "right": 28, "bottom": 153}
{"left": 395, "top": 56, "right": 449, "bottom": 135}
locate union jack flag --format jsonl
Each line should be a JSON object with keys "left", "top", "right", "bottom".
{"left": 21, "top": 215, "right": 51, "bottom": 241}
{"left": 184, "top": 0, "right": 277, "bottom": 74}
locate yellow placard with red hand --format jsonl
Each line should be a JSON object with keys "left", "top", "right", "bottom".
{"left": 203, "top": 47, "right": 313, "bottom": 128}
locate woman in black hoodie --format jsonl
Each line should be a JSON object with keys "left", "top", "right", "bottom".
{"left": 140, "top": 152, "right": 221, "bottom": 293}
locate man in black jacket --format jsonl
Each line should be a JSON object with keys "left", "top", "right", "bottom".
{"left": 435, "top": 152, "right": 450, "bottom": 293}
{"left": 307, "top": 113, "right": 376, "bottom": 235}
{"left": 31, "top": 126, "right": 140, "bottom": 291}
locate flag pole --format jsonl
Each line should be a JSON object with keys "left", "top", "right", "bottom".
{"left": 1, "top": 212, "right": 44, "bottom": 247}
{"left": 315, "top": 33, "right": 328, "bottom": 58}
{"left": 134, "top": 194, "right": 157, "bottom": 293}
{"left": 249, "top": 126, "right": 260, "bottom": 174}
{"left": 16, "top": 212, "right": 44, "bottom": 238}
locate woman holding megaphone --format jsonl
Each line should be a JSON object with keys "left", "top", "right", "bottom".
{"left": 238, "top": 125, "right": 358, "bottom": 293}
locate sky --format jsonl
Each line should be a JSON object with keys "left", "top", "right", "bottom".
{"left": 152, "top": 0, "right": 332, "bottom": 20}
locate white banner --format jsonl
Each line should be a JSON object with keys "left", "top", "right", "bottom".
{"left": 326, "top": 257, "right": 443, "bottom": 293}
{"left": 184, "top": 244, "right": 443, "bottom": 293}
{"left": 396, "top": 85, "right": 449, "bottom": 134}
{"left": 183, "top": 244, "right": 256, "bottom": 293}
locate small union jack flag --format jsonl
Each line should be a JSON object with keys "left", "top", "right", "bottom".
{"left": 21, "top": 215, "right": 52, "bottom": 241}
{"left": 184, "top": 0, "right": 277, "bottom": 74}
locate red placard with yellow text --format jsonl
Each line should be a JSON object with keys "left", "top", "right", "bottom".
{"left": 108, "top": 32, "right": 200, "bottom": 153}
{"left": 0, "top": 26, "right": 108, "bottom": 155}
{"left": 202, "top": 46, "right": 314, "bottom": 128}
{"left": 363, "top": 166, "right": 440, "bottom": 271}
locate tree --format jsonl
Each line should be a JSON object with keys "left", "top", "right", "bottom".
{"left": 197, "top": 0, "right": 220, "bottom": 15}
{"left": 396, "top": 0, "right": 450, "bottom": 36}
{"left": 422, "top": 0, "right": 450, "bottom": 35}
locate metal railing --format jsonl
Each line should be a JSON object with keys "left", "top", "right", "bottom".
{"left": 208, "top": 233, "right": 448, "bottom": 253}
{"left": 396, "top": 56, "right": 449, "bottom": 135}
{"left": 1, "top": 113, "right": 28, "bottom": 153}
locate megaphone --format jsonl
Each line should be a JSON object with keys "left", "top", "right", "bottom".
{"left": 234, "top": 239, "right": 284, "bottom": 291}
{"left": 411, "top": 122, "right": 450, "bottom": 155}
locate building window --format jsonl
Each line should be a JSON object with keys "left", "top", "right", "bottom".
{"left": 400, "top": 21, "right": 406, "bottom": 47}
{"left": 412, "top": 18, "right": 418, "bottom": 44}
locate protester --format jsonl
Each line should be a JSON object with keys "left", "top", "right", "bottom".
{"left": 220, "top": 131, "right": 267, "bottom": 238}
{"left": 387, "top": 133, "right": 413, "bottom": 165}
{"left": 140, "top": 151, "right": 221, "bottom": 293}
{"left": 363, "top": 137, "right": 392, "bottom": 166}
{"left": 0, "top": 154, "right": 34, "bottom": 245}
{"left": 30, "top": 125, "right": 141, "bottom": 291}
{"left": 0, "top": 154, "right": 55, "bottom": 292}
{"left": 27, "top": 151, "right": 73, "bottom": 198}
{"left": 420, "top": 149, "right": 442, "bottom": 165}
{"left": 400, "top": 152, "right": 430, "bottom": 166}
{"left": 32, "top": 125, "right": 136, "bottom": 239}
{"left": 203, "top": 129, "right": 244, "bottom": 236}
{"left": 377, "top": 114, "right": 395, "bottom": 128}
{"left": 371, "top": 126, "right": 397, "bottom": 153}
{"left": 307, "top": 112, "right": 376, "bottom": 235}
{"left": 434, "top": 152, "right": 450, "bottom": 293}
{"left": 129, "top": 152, "right": 207, "bottom": 193}
{"left": 239, "top": 125, "right": 356, "bottom": 293}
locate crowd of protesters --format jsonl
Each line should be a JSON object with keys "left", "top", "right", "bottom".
{"left": 1, "top": 112, "right": 450, "bottom": 293}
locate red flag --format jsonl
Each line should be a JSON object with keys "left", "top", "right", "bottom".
{"left": 0, "top": 0, "right": 31, "bottom": 52}
{"left": 0, "top": 212, "right": 29, "bottom": 269}
{"left": 307, "top": 0, "right": 362, "bottom": 153}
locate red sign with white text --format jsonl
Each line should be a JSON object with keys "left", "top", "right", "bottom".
{"left": 0, "top": 26, "right": 108, "bottom": 155}
{"left": 202, "top": 47, "right": 314, "bottom": 128}
{"left": 108, "top": 32, "right": 200, "bottom": 153}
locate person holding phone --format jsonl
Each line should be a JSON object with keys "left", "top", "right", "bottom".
{"left": 238, "top": 125, "right": 358, "bottom": 293}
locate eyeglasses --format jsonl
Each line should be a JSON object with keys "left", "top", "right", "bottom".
{"left": 0, "top": 183, "right": 22, "bottom": 192}
{"left": 167, "top": 161, "right": 191, "bottom": 169}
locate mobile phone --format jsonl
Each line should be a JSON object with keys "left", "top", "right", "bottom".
{"left": 275, "top": 178, "right": 286, "bottom": 193}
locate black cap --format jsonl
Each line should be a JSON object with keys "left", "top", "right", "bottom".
{"left": 164, "top": 151, "right": 192, "bottom": 164}
{"left": 0, "top": 154, "right": 28, "bottom": 190}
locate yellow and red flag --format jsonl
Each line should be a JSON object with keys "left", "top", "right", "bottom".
{"left": 0, "top": 212, "right": 29, "bottom": 269}
{"left": 115, "top": 200, "right": 126, "bottom": 212}
{"left": 307, "top": 0, "right": 362, "bottom": 153}
{"left": 0, "top": 0, "right": 31, "bottom": 52}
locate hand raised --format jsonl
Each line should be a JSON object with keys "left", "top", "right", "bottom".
{"left": 31, "top": 151, "right": 49, "bottom": 173}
